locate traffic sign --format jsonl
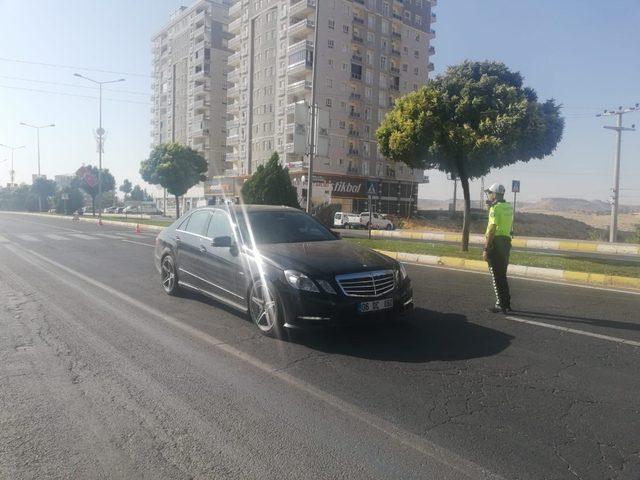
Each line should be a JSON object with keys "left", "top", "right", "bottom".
{"left": 61, "top": 193, "right": 69, "bottom": 200}
{"left": 512, "top": 180, "right": 520, "bottom": 193}
{"left": 366, "top": 180, "right": 380, "bottom": 196}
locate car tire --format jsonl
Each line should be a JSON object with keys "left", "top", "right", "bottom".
{"left": 160, "top": 254, "right": 181, "bottom": 296}
{"left": 386, "top": 224, "right": 393, "bottom": 230}
{"left": 248, "top": 279, "right": 285, "bottom": 338}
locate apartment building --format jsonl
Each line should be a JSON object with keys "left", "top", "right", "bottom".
{"left": 222, "top": 0, "right": 436, "bottom": 215}
{"left": 151, "top": 0, "right": 230, "bottom": 179}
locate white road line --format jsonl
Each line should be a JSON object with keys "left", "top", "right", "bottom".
{"left": 94, "top": 233, "right": 126, "bottom": 239}
{"left": 45, "top": 234, "right": 69, "bottom": 241}
{"left": 505, "top": 316, "right": 640, "bottom": 348}
{"left": 8, "top": 244, "right": 501, "bottom": 480}
{"left": 121, "top": 239, "right": 154, "bottom": 247}
{"left": 16, "top": 234, "right": 40, "bottom": 242}
{"left": 401, "top": 261, "right": 640, "bottom": 297}
{"left": 68, "top": 233, "right": 97, "bottom": 240}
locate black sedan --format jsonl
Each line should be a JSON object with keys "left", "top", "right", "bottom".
{"left": 154, "top": 205, "right": 413, "bottom": 337}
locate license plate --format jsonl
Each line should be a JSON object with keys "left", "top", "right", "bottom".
{"left": 358, "top": 298, "right": 393, "bottom": 314}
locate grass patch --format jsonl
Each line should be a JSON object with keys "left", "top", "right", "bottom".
{"left": 345, "top": 238, "right": 640, "bottom": 279}
{"left": 102, "top": 217, "right": 172, "bottom": 227}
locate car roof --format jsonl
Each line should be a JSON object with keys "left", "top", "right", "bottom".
{"left": 190, "top": 205, "right": 301, "bottom": 214}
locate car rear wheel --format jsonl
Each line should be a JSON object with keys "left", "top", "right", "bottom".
{"left": 386, "top": 223, "right": 393, "bottom": 230}
{"left": 249, "top": 280, "right": 284, "bottom": 338}
{"left": 161, "top": 255, "right": 181, "bottom": 296}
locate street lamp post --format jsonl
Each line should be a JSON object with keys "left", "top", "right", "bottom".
{"left": 74, "top": 73, "right": 125, "bottom": 223}
{"left": 19, "top": 123, "right": 55, "bottom": 211}
{"left": 0, "top": 144, "right": 26, "bottom": 189}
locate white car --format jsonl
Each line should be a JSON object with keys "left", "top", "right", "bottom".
{"left": 333, "top": 212, "right": 362, "bottom": 229}
{"left": 360, "top": 211, "right": 394, "bottom": 230}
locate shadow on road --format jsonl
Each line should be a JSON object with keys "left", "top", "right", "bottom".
{"left": 291, "top": 307, "right": 514, "bottom": 363}
{"left": 513, "top": 310, "right": 640, "bottom": 333}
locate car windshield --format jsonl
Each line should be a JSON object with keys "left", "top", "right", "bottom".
{"left": 237, "top": 210, "right": 336, "bottom": 244}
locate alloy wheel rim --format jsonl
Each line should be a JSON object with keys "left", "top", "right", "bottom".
{"left": 250, "top": 281, "right": 277, "bottom": 332}
{"left": 161, "top": 258, "right": 175, "bottom": 292}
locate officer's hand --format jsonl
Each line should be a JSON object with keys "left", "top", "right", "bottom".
{"left": 482, "top": 249, "right": 488, "bottom": 262}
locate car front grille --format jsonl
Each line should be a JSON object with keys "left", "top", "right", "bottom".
{"left": 335, "top": 270, "right": 395, "bottom": 298}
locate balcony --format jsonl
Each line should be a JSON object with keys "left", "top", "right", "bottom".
{"left": 289, "top": 18, "right": 315, "bottom": 41}
{"left": 229, "top": 2, "right": 242, "bottom": 18}
{"left": 347, "top": 165, "right": 360, "bottom": 174}
{"left": 287, "top": 59, "right": 313, "bottom": 77}
{"left": 347, "top": 148, "right": 360, "bottom": 157}
{"left": 192, "top": 122, "right": 210, "bottom": 138}
{"left": 352, "top": 34, "right": 364, "bottom": 44}
{"left": 349, "top": 92, "right": 362, "bottom": 101}
{"left": 431, "top": 12, "right": 437, "bottom": 23}
{"left": 227, "top": 85, "right": 240, "bottom": 98}
{"left": 391, "top": 30, "right": 402, "bottom": 39}
{"left": 228, "top": 34, "right": 242, "bottom": 51}
{"left": 194, "top": 10, "right": 206, "bottom": 27}
{"left": 348, "top": 129, "right": 360, "bottom": 137}
{"left": 227, "top": 133, "right": 240, "bottom": 146}
{"left": 392, "top": 12, "right": 402, "bottom": 20}
{"left": 351, "top": 53, "right": 363, "bottom": 63}
{"left": 350, "top": 72, "right": 362, "bottom": 81}
{"left": 428, "top": 62, "right": 435, "bottom": 72}
{"left": 349, "top": 111, "right": 361, "bottom": 119}
{"left": 390, "top": 66, "right": 400, "bottom": 74}
{"left": 427, "top": 29, "right": 436, "bottom": 39}
{"left": 429, "top": 45, "right": 435, "bottom": 55}
{"left": 430, "top": 0, "right": 437, "bottom": 5}
{"left": 391, "top": 48, "right": 401, "bottom": 57}
{"left": 194, "top": 83, "right": 210, "bottom": 97}
{"left": 227, "top": 101, "right": 240, "bottom": 114}
{"left": 226, "top": 120, "right": 239, "bottom": 131}
{"left": 194, "top": 99, "right": 210, "bottom": 111}
{"left": 287, "top": 79, "right": 312, "bottom": 95}
{"left": 290, "top": 0, "right": 316, "bottom": 17}
{"left": 229, "top": 17, "right": 242, "bottom": 33}
{"left": 352, "top": 15, "right": 365, "bottom": 25}
{"left": 228, "top": 51, "right": 241, "bottom": 66}
{"left": 288, "top": 39, "right": 314, "bottom": 55}
{"left": 227, "top": 68, "right": 240, "bottom": 84}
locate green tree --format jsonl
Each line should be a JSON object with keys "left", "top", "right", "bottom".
{"left": 0, "top": 185, "right": 30, "bottom": 211}
{"left": 140, "top": 143, "right": 208, "bottom": 218}
{"left": 130, "top": 185, "right": 145, "bottom": 201}
{"left": 376, "top": 61, "right": 564, "bottom": 250}
{"left": 241, "top": 152, "right": 299, "bottom": 208}
{"left": 73, "top": 165, "right": 116, "bottom": 216}
{"left": 54, "top": 187, "right": 84, "bottom": 214}
{"left": 119, "top": 179, "right": 132, "bottom": 200}
{"left": 31, "top": 177, "right": 57, "bottom": 212}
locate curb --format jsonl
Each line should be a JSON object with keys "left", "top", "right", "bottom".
{"left": 3, "top": 212, "right": 167, "bottom": 232}
{"left": 372, "top": 229, "right": 640, "bottom": 257}
{"left": 375, "top": 249, "right": 640, "bottom": 292}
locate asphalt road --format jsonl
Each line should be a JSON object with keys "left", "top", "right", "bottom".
{"left": 1, "top": 212, "right": 639, "bottom": 480}
{"left": 340, "top": 228, "right": 640, "bottom": 263}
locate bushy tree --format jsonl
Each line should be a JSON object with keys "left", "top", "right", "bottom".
{"left": 0, "top": 185, "right": 30, "bottom": 211}
{"left": 54, "top": 187, "right": 84, "bottom": 214}
{"left": 130, "top": 185, "right": 145, "bottom": 201}
{"left": 140, "top": 143, "right": 207, "bottom": 218}
{"left": 241, "top": 152, "right": 299, "bottom": 208}
{"left": 119, "top": 179, "right": 132, "bottom": 199}
{"left": 73, "top": 165, "right": 116, "bottom": 215}
{"left": 377, "top": 61, "right": 564, "bottom": 250}
{"left": 31, "top": 177, "right": 57, "bottom": 212}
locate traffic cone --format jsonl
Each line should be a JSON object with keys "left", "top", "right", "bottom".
{"left": 135, "top": 223, "right": 141, "bottom": 234}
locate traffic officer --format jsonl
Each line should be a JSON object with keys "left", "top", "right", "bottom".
{"left": 482, "top": 183, "right": 514, "bottom": 314}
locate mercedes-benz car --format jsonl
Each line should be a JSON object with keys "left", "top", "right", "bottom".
{"left": 154, "top": 205, "right": 413, "bottom": 337}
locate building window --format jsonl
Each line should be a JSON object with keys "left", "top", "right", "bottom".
{"left": 326, "top": 98, "right": 332, "bottom": 107}
{"left": 328, "top": 39, "right": 334, "bottom": 49}
{"left": 343, "top": 25, "right": 349, "bottom": 34}
{"left": 328, "top": 19, "right": 335, "bottom": 29}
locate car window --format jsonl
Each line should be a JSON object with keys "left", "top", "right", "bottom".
{"left": 238, "top": 211, "right": 336, "bottom": 244}
{"left": 176, "top": 214, "right": 191, "bottom": 231}
{"left": 206, "top": 210, "right": 233, "bottom": 239}
{"left": 185, "top": 210, "right": 210, "bottom": 236}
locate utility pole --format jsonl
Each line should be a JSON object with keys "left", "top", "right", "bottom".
{"left": 597, "top": 104, "right": 638, "bottom": 243}
{"left": 74, "top": 73, "right": 125, "bottom": 224}
{"left": 19, "top": 123, "right": 55, "bottom": 212}
{"left": 306, "top": 0, "right": 320, "bottom": 214}
{"left": 0, "top": 144, "right": 26, "bottom": 189}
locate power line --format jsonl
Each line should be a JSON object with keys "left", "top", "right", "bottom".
{"left": 0, "top": 75, "right": 149, "bottom": 96}
{"left": 0, "top": 57, "right": 151, "bottom": 79}
{"left": 0, "top": 84, "right": 150, "bottom": 105}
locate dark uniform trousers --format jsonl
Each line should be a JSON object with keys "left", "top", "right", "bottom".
{"left": 487, "top": 236, "right": 512, "bottom": 309}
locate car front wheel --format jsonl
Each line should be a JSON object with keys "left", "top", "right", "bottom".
{"left": 249, "top": 280, "right": 284, "bottom": 338}
{"left": 160, "top": 254, "right": 181, "bottom": 296}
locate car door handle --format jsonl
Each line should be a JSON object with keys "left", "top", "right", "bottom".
{"left": 199, "top": 245, "right": 207, "bottom": 253}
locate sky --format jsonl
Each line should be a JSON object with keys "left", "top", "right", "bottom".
{"left": 0, "top": 0, "right": 639, "bottom": 203}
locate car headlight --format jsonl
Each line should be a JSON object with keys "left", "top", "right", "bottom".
{"left": 284, "top": 270, "right": 320, "bottom": 293}
{"left": 399, "top": 262, "right": 408, "bottom": 280}
{"left": 316, "top": 279, "right": 337, "bottom": 295}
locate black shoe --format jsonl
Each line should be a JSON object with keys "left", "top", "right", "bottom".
{"left": 486, "top": 306, "right": 508, "bottom": 314}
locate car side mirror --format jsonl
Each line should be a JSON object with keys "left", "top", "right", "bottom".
{"left": 212, "top": 235, "right": 233, "bottom": 248}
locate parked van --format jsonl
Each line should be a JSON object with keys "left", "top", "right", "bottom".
{"left": 333, "top": 211, "right": 362, "bottom": 229}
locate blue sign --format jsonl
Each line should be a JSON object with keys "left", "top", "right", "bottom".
{"left": 512, "top": 180, "right": 521, "bottom": 193}
{"left": 366, "top": 180, "right": 380, "bottom": 196}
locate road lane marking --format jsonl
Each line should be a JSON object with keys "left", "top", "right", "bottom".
{"left": 68, "top": 233, "right": 97, "bottom": 240}
{"left": 505, "top": 316, "right": 640, "bottom": 348}
{"left": 94, "top": 233, "right": 126, "bottom": 239}
{"left": 121, "top": 240, "right": 154, "bottom": 247}
{"left": 401, "top": 261, "right": 640, "bottom": 297}
{"left": 44, "top": 234, "right": 69, "bottom": 241}
{"left": 16, "top": 234, "right": 40, "bottom": 242}
{"left": 7, "top": 244, "right": 501, "bottom": 480}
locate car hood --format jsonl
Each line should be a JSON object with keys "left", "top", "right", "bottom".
{"left": 249, "top": 240, "right": 398, "bottom": 277}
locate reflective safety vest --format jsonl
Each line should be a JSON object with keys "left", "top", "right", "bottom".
{"left": 486, "top": 201, "right": 513, "bottom": 238}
